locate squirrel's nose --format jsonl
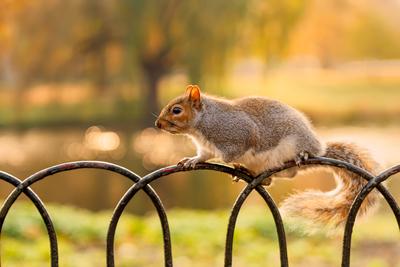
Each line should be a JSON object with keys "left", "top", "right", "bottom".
{"left": 155, "top": 119, "right": 162, "bottom": 129}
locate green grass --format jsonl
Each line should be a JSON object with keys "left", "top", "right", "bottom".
{"left": 1, "top": 202, "right": 399, "bottom": 267}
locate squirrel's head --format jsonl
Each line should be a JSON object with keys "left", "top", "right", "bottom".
{"left": 155, "top": 85, "right": 202, "bottom": 134}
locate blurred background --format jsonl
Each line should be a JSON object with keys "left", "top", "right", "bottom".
{"left": 0, "top": 0, "right": 399, "bottom": 266}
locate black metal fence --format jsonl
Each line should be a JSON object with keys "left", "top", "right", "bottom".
{"left": 0, "top": 157, "right": 399, "bottom": 267}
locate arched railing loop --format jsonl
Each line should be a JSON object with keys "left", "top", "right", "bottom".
{"left": 342, "top": 164, "right": 400, "bottom": 267}
{"left": 107, "top": 163, "right": 257, "bottom": 267}
{"left": 224, "top": 168, "right": 289, "bottom": 267}
{"left": 0, "top": 161, "right": 171, "bottom": 267}
{"left": 106, "top": 163, "right": 292, "bottom": 267}
{"left": 0, "top": 171, "right": 58, "bottom": 267}
{"left": 0, "top": 157, "right": 399, "bottom": 267}
{"left": 221, "top": 156, "right": 399, "bottom": 267}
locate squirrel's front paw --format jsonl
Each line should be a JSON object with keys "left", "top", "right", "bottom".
{"left": 178, "top": 156, "right": 202, "bottom": 169}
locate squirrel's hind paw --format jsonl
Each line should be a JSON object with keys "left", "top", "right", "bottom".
{"left": 294, "top": 151, "right": 309, "bottom": 166}
{"left": 231, "top": 163, "right": 255, "bottom": 183}
{"left": 232, "top": 163, "right": 254, "bottom": 176}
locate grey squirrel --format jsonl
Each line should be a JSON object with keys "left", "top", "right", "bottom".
{"left": 155, "top": 85, "right": 379, "bottom": 229}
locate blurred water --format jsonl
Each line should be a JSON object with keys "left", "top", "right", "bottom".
{"left": 0, "top": 126, "right": 399, "bottom": 213}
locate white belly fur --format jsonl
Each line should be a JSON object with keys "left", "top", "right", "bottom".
{"left": 235, "top": 135, "right": 298, "bottom": 175}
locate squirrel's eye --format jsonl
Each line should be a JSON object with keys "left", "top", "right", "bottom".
{"left": 172, "top": 106, "right": 182, "bottom": 115}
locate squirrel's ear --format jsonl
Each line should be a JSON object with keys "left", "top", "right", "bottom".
{"left": 188, "top": 85, "right": 201, "bottom": 109}
{"left": 185, "top": 85, "right": 194, "bottom": 96}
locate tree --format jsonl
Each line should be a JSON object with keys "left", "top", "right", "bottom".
{"left": 1, "top": 0, "right": 310, "bottom": 127}
{"left": 118, "top": 0, "right": 249, "bottom": 125}
{"left": 0, "top": 0, "right": 78, "bottom": 124}
{"left": 241, "top": 0, "right": 311, "bottom": 65}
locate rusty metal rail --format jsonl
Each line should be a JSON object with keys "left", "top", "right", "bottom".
{"left": 0, "top": 157, "right": 399, "bottom": 267}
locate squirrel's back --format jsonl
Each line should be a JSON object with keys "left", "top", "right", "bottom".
{"left": 233, "top": 97, "right": 323, "bottom": 154}
{"left": 189, "top": 95, "right": 324, "bottom": 173}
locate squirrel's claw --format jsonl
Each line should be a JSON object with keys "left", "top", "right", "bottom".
{"left": 232, "top": 163, "right": 254, "bottom": 183}
{"left": 178, "top": 156, "right": 202, "bottom": 169}
{"left": 232, "top": 176, "right": 240, "bottom": 183}
{"left": 300, "top": 151, "right": 309, "bottom": 161}
{"left": 177, "top": 157, "right": 189, "bottom": 167}
{"left": 294, "top": 151, "right": 309, "bottom": 166}
{"left": 232, "top": 163, "right": 254, "bottom": 177}
{"left": 294, "top": 157, "right": 301, "bottom": 166}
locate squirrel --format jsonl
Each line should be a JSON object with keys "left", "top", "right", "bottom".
{"left": 155, "top": 84, "right": 379, "bottom": 230}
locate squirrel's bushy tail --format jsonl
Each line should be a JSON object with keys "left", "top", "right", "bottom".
{"left": 280, "top": 142, "right": 380, "bottom": 232}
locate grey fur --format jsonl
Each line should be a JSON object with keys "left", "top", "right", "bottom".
{"left": 159, "top": 92, "right": 379, "bottom": 231}
{"left": 188, "top": 95, "right": 324, "bottom": 171}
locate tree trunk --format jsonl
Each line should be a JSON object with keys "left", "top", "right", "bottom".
{"left": 142, "top": 68, "right": 162, "bottom": 128}
{"left": 94, "top": 47, "right": 109, "bottom": 98}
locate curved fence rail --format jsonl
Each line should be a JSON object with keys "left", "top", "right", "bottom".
{"left": 0, "top": 157, "right": 399, "bottom": 267}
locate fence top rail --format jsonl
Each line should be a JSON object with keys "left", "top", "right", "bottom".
{"left": 0, "top": 157, "right": 398, "bottom": 267}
